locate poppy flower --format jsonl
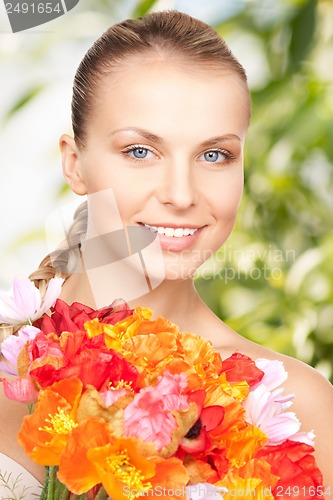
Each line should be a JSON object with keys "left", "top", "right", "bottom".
{"left": 18, "top": 377, "right": 82, "bottom": 465}
{"left": 34, "top": 297, "right": 133, "bottom": 335}
{"left": 28, "top": 330, "right": 138, "bottom": 391}
{"left": 221, "top": 353, "right": 264, "bottom": 387}
{"left": 58, "top": 417, "right": 156, "bottom": 497}
{"left": 256, "top": 441, "right": 323, "bottom": 499}
{"left": 85, "top": 306, "right": 153, "bottom": 351}
{"left": 148, "top": 457, "right": 189, "bottom": 500}
{"left": 179, "top": 333, "right": 223, "bottom": 380}
{"left": 179, "top": 390, "right": 225, "bottom": 454}
{"left": 1, "top": 376, "right": 38, "bottom": 404}
{"left": 124, "top": 372, "right": 189, "bottom": 450}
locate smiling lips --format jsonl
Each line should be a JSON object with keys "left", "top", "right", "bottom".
{"left": 140, "top": 223, "right": 204, "bottom": 251}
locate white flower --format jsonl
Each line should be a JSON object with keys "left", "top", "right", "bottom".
{"left": 243, "top": 384, "right": 300, "bottom": 443}
{"left": 253, "top": 358, "right": 288, "bottom": 391}
{"left": 243, "top": 358, "right": 315, "bottom": 446}
{"left": 0, "top": 276, "right": 64, "bottom": 325}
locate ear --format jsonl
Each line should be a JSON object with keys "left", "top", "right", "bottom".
{"left": 59, "top": 134, "right": 87, "bottom": 195}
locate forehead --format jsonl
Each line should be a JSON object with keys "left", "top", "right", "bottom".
{"left": 89, "top": 59, "right": 250, "bottom": 143}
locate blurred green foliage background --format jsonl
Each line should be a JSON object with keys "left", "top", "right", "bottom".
{"left": 1, "top": 0, "right": 332, "bottom": 381}
{"left": 194, "top": 0, "right": 333, "bottom": 382}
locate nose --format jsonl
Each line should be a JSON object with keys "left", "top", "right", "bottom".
{"left": 157, "top": 157, "right": 198, "bottom": 209}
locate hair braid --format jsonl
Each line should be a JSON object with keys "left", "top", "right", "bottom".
{"left": 29, "top": 201, "right": 88, "bottom": 295}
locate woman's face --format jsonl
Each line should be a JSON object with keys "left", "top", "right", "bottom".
{"left": 63, "top": 58, "right": 249, "bottom": 281}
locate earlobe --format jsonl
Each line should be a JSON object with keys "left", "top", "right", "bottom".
{"left": 59, "top": 134, "right": 87, "bottom": 195}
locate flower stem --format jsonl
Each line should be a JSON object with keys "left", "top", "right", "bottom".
{"left": 60, "top": 489, "right": 71, "bottom": 500}
{"left": 54, "top": 477, "right": 70, "bottom": 499}
{"left": 39, "top": 466, "right": 50, "bottom": 500}
{"left": 47, "top": 466, "right": 57, "bottom": 499}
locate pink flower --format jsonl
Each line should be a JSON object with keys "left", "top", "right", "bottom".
{"left": 123, "top": 372, "right": 188, "bottom": 450}
{"left": 243, "top": 384, "right": 300, "bottom": 444}
{"left": 253, "top": 358, "right": 288, "bottom": 391}
{"left": 0, "top": 325, "right": 40, "bottom": 375}
{"left": 1, "top": 377, "right": 38, "bottom": 404}
{"left": 26, "top": 330, "right": 64, "bottom": 366}
{"left": 243, "top": 358, "right": 315, "bottom": 446}
{"left": 100, "top": 388, "right": 131, "bottom": 407}
{"left": 0, "top": 277, "right": 64, "bottom": 325}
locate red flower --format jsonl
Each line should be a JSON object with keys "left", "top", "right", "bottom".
{"left": 34, "top": 298, "right": 133, "bottom": 335}
{"left": 29, "top": 330, "right": 139, "bottom": 391}
{"left": 256, "top": 440, "right": 323, "bottom": 499}
{"left": 178, "top": 390, "right": 225, "bottom": 454}
{"left": 221, "top": 353, "right": 264, "bottom": 387}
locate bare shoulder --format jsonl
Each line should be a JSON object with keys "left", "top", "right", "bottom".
{"left": 267, "top": 352, "right": 333, "bottom": 492}
{"left": 210, "top": 315, "right": 333, "bottom": 491}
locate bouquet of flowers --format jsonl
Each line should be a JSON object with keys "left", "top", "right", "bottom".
{"left": 0, "top": 277, "right": 325, "bottom": 499}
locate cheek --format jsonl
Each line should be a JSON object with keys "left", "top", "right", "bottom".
{"left": 209, "top": 171, "right": 244, "bottom": 221}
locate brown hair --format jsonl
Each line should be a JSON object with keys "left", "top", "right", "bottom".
{"left": 30, "top": 9, "right": 250, "bottom": 291}
{"left": 72, "top": 10, "right": 249, "bottom": 148}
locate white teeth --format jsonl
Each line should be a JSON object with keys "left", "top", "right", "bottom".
{"left": 164, "top": 227, "right": 175, "bottom": 237}
{"left": 174, "top": 228, "right": 184, "bottom": 237}
{"left": 143, "top": 224, "right": 198, "bottom": 237}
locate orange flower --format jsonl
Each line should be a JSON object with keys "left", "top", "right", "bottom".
{"left": 209, "top": 400, "right": 267, "bottom": 467}
{"left": 179, "top": 333, "right": 223, "bottom": 380}
{"left": 121, "top": 330, "right": 225, "bottom": 391}
{"left": 215, "top": 458, "right": 278, "bottom": 499}
{"left": 148, "top": 457, "right": 189, "bottom": 499}
{"left": 122, "top": 332, "right": 180, "bottom": 371}
{"left": 58, "top": 417, "right": 156, "bottom": 497}
{"left": 85, "top": 307, "right": 153, "bottom": 351}
{"left": 18, "top": 377, "right": 82, "bottom": 465}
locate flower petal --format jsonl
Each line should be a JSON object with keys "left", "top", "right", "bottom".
{"left": 253, "top": 359, "right": 288, "bottom": 391}
{"left": 1, "top": 377, "right": 38, "bottom": 404}
{"left": 13, "top": 277, "right": 40, "bottom": 321}
{"left": 36, "top": 277, "right": 64, "bottom": 319}
{"left": 0, "top": 292, "right": 27, "bottom": 324}
{"left": 1, "top": 325, "right": 40, "bottom": 369}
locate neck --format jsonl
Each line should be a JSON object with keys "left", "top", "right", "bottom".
{"left": 60, "top": 268, "right": 202, "bottom": 331}
{"left": 128, "top": 278, "right": 201, "bottom": 329}
{"left": 60, "top": 267, "right": 231, "bottom": 348}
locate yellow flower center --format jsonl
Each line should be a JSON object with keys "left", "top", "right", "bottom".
{"left": 39, "top": 407, "right": 78, "bottom": 436}
{"left": 111, "top": 380, "right": 134, "bottom": 391}
{"left": 107, "top": 449, "right": 152, "bottom": 499}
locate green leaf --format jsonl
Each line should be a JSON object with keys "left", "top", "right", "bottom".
{"left": 4, "top": 85, "right": 45, "bottom": 122}
{"left": 132, "top": 0, "right": 158, "bottom": 18}
{"left": 288, "top": 0, "right": 317, "bottom": 72}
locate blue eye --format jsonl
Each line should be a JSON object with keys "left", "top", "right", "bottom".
{"left": 132, "top": 147, "right": 149, "bottom": 159}
{"left": 124, "top": 146, "right": 155, "bottom": 160}
{"left": 202, "top": 150, "right": 227, "bottom": 163}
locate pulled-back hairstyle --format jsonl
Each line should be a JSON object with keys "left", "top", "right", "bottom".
{"left": 29, "top": 9, "right": 250, "bottom": 293}
{"left": 72, "top": 10, "right": 249, "bottom": 148}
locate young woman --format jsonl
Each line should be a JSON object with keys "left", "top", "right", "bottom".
{"left": 1, "top": 10, "right": 333, "bottom": 497}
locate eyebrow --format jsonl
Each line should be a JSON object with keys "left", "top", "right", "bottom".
{"left": 110, "top": 127, "right": 241, "bottom": 147}
{"left": 110, "top": 127, "right": 164, "bottom": 144}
